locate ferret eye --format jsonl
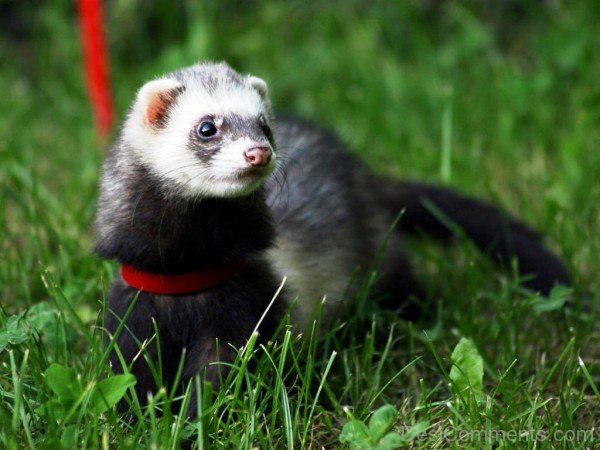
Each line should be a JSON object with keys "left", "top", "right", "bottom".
{"left": 197, "top": 121, "right": 218, "bottom": 139}
{"left": 259, "top": 116, "right": 272, "bottom": 139}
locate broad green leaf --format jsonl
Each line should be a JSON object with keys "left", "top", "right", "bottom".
{"left": 89, "top": 374, "right": 137, "bottom": 413}
{"left": 532, "top": 285, "right": 572, "bottom": 313}
{"left": 402, "top": 420, "right": 429, "bottom": 442}
{"left": 368, "top": 404, "right": 397, "bottom": 441}
{"left": 26, "top": 302, "right": 57, "bottom": 331}
{"left": 36, "top": 398, "right": 69, "bottom": 419}
{"left": 449, "top": 337, "right": 484, "bottom": 399}
{"left": 0, "top": 314, "right": 29, "bottom": 351}
{"left": 340, "top": 420, "right": 371, "bottom": 448}
{"left": 375, "top": 432, "right": 404, "bottom": 450}
{"left": 61, "top": 424, "right": 80, "bottom": 448}
{"left": 45, "top": 363, "right": 81, "bottom": 399}
{"left": 27, "top": 302, "right": 78, "bottom": 351}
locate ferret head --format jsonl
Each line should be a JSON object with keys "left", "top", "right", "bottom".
{"left": 121, "top": 62, "right": 276, "bottom": 198}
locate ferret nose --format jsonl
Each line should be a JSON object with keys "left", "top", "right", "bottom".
{"left": 244, "top": 146, "right": 272, "bottom": 167}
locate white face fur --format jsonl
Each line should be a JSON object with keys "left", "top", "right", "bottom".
{"left": 121, "top": 63, "right": 276, "bottom": 198}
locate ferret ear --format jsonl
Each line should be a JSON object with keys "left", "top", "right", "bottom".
{"left": 135, "top": 78, "right": 185, "bottom": 128}
{"left": 247, "top": 76, "right": 269, "bottom": 100}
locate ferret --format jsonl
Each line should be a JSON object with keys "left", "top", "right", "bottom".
{"left": 95, "top": 62, "right": 570, "bottom": 413}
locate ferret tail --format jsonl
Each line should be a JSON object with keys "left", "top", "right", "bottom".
{"left": 376, "top": 178, "right": 571, "bottom": 295}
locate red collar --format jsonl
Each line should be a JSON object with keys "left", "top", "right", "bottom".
{"left": 120, "top": 260, "right": 245, "bottom": 295}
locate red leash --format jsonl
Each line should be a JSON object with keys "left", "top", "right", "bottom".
{"left": 78, "top": 0, "right": 114, "bottom": 138}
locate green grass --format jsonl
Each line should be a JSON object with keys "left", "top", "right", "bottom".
{"left": 1, "top": 0, "right": 599, "bottom": 448}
